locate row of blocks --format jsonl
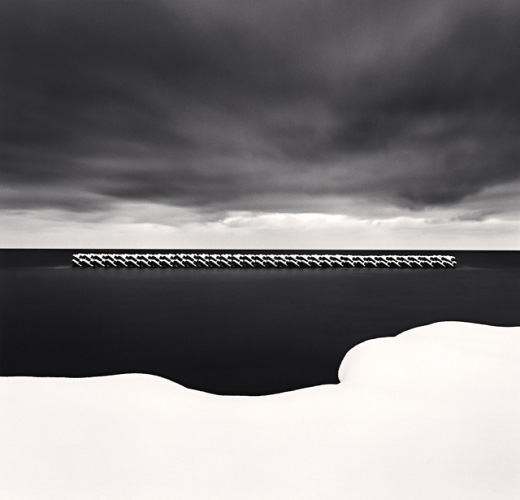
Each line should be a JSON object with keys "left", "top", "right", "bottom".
{"left": 72, "top": 253, "right": 457, "bottom": 269}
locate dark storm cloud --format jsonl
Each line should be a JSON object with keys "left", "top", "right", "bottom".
{"left": 0, "top": 0, "right": 518, "bottom": 214}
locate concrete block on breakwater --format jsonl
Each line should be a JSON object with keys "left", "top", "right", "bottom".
{"left": 72, "top": 253, "right": 457, "bottom": 269}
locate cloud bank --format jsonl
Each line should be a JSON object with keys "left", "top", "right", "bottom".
{"left": 1, "top": 0, "right": 518, "bottom": 247}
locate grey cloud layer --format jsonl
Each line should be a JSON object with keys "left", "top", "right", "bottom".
{"left": 1, "top": 0, "right": 518, "bottom": 214}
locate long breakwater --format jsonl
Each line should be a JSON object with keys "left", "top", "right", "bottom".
{"left": 72, "top": 253, "right": 457, "bottom": 269}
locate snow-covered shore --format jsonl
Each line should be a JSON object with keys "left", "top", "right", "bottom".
{"left": 1, "top": 322, "right": 519, "bottom": 500}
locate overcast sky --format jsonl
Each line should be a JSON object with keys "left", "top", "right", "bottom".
{"left": 1, "top": 0, "right": 518, "bottom": 248}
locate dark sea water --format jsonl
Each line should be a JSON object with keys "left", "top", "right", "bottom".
{"left": 0, "top": 250, "right": 519, "bottom": 395}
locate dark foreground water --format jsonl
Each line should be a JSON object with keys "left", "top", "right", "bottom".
{"left": 0, "top": 250, "right": 519, "bottom": 395}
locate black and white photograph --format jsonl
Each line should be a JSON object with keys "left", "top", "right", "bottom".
{"left": 1, "top": 1, "right": 519, "bottom": 499}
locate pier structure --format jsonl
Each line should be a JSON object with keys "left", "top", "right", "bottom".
{"left": 72, "top": 253, "right": 457, "bottom": 269}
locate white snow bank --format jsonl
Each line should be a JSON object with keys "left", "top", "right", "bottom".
{"left": 1, "top": 321, "right": 519, "bottom": 500}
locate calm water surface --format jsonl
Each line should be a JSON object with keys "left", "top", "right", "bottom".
{"left": 0, "top": 250, "right": 518, "bottom": 395}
